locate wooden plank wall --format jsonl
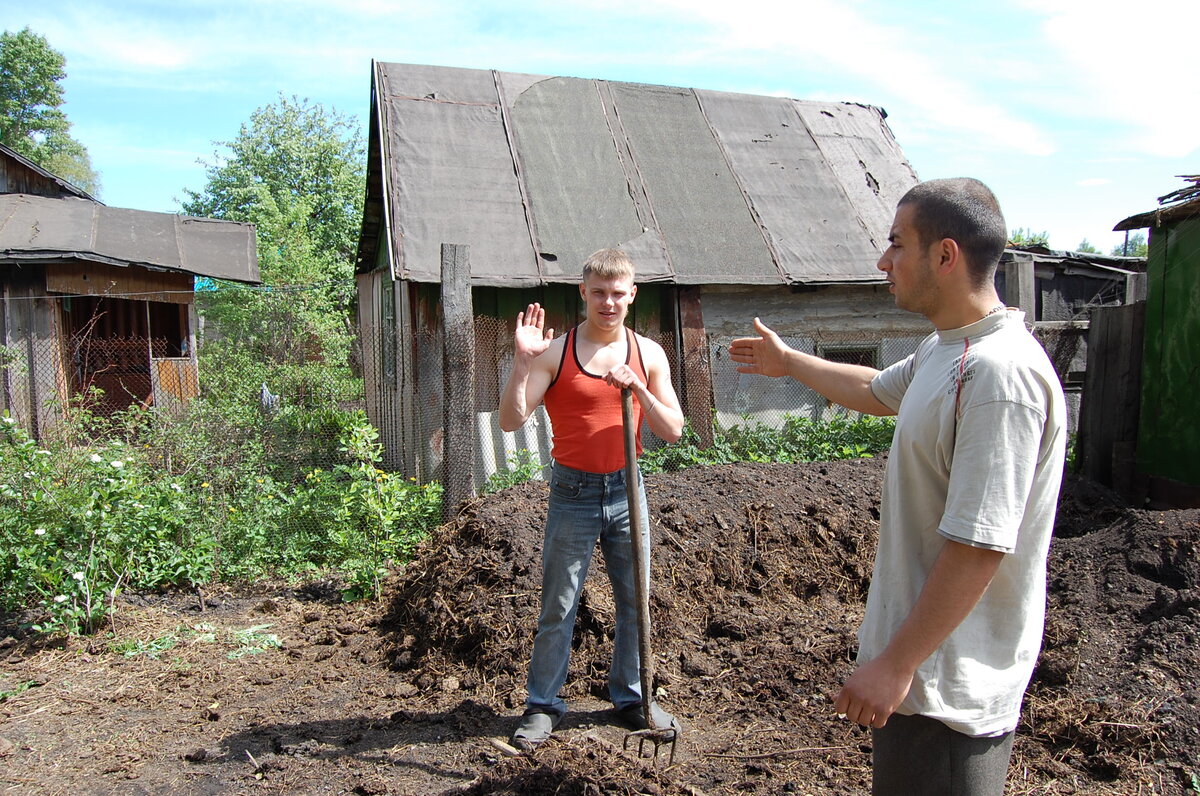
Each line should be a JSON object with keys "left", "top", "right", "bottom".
{"left": 1077, "top": 302, "right": 1145, "bottom": 491}
{"left": 46, "top": 262, "right": 193, "bottom": 304}
{"left": 0, "top": 270, "right": 69, "bottom": 438}
{"left": 0, "top": 154, "right": 76, "bottom": 197}
{"left": 151, "top": 358, "right": 199, "bottom": 409}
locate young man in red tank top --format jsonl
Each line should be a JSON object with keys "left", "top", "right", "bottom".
{"left": 498, "top": 248, "right": 685, "bottom": 750}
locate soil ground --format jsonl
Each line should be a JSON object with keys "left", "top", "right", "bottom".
{"left": 1, "top": 457, "right": 1197, "bottom": 795}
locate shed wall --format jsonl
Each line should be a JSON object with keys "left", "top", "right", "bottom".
{"left": 1137, "top": 218, "right": 1200, "bottom": 485}
{"left": 0, "top": 266, "right": 66, "bottom": 437}
{"left": 701, "top": 284, "right": 930, "bottom": 426}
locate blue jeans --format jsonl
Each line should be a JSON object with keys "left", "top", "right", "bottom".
{"left": 524, "top": 460, "right": 650, "bottom": 717}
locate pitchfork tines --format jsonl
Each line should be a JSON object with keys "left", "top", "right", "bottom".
{"left": 623, "top": 725, "right": 678, "bottom": 766}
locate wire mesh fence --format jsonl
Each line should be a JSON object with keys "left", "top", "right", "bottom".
{"left": 355, "top": 312, "right": 1086, "bottom": 497}
{"left": 3, "top": 307, "right": 1087, "bottom": 507}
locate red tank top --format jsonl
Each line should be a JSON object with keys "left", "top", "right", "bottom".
{"left": 543, "top": 325, "right": 647, "bottom": 473}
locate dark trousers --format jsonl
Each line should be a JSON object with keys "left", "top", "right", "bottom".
{"left": 872, "top": 712, "right": 1015, "bottom": 796}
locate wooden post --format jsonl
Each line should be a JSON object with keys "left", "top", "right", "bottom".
{"left": 1124, "top": 272, "right": 1147, "bottom": 304}
{"left": 677, "top": 286, "right": 714, "bottom": 448}
{"left": 1003, "top": 253, "right": 1036, "bottom": 317}
{"left": 441, "top": 243, "right": 476, "bottom": 520}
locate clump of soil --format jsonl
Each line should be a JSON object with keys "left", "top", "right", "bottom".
{"left": 1, "top": 458, "right": 1196, "bottom": 795}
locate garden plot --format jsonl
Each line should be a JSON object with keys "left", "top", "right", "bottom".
{"left": 1, "top": 457, "right": 1197, "bottom": 794}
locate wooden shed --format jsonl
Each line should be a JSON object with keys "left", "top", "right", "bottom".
{"left": 355, "top": 62, "right": 931, "bottom": 485}
{"left": 0, "top": 144, "right": 258, "bottom": 438}
{"left": 1111, "top": 182, "right": 1200, "bottom": 505}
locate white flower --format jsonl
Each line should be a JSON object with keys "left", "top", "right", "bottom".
{"left": 54, "top": 595, "right": 68, "bottom": 603}
{"left": 171, "top": 483, "right": 182, "bottom": 492}
{"left": 37, "top": 450, "right": 50, "bottom": 456}
{"left": 85, "top": 510, "right": 93, "bottom": 518}
{"left": 72, "top": 572, "right": 85, "bottom": 581}
{"left": 34, "top": 527, "right": 46, "bottom": 536}
{"left": 89, "top": 453, "right": 102, "bottom": 463}
{"left": 2, "top": 416, "right": 15, "bottom": 425}
{"left": 110, "top": 460, "right": 124, "bottom": 469}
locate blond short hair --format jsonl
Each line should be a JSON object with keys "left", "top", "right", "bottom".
{"left": 581, "top": 248, "right": 635, "bottom": 282}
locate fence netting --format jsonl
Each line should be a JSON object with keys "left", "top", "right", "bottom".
{"left": 355, "top": 315, "right": 1085, "bottom": 495}
{"left": 3, "top": 305, "right": 1086, "bottom": 512}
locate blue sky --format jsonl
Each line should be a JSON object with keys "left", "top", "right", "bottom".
{"left": 4, "top": 0, "right": 1197, "bottom": 253}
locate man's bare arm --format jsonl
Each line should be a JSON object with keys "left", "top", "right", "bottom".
{"left": 728, "top": 317, "right": 894, "bottom": 417}
{"left": 606, "top": 338, "right": 684, "bottom": 443}
{"left": 833, "top": 539, "right": 1005, "bottom": 728}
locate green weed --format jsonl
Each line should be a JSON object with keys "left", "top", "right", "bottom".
{"left": 640, "top": 413, "right": 895, "bottom": 474}
{"left": 110, "top": 634, "right": 179, "bottom": 659}
{"left": 227, "top": 624, "right": 282, "bottom": 659}
{"left": 484, "top": 449, "right": 545, "bottom": 494}
{"left": 0, "top": 680, "right": 39, "bottom": 702}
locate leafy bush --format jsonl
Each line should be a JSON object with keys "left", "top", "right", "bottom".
{"left": 640, "top": 413, "right": 895, "bottom": 474}
{"left": 0, "top": 416, "right": 209, "bottom": 634}
{"left": 0, "top": 405, "right": 442, "bottom": 635}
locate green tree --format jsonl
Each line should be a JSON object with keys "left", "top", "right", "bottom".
{"left": 0, "top": 27, "right": 99, "bottom": 195}
{"left": 182, "top": 94, "right": 365, "bottom": 264}
{"left": 1009, "top": 227, "right": 1050, "bottom": 247}
{"left": 181, "top": 95, "right": 366, "bottom": 390}
{"left": 1075, "top": 239, "right": 1100, "bottom": 254}
{"left": 1111, "top": 231, "right": 1148, "bottom": 258}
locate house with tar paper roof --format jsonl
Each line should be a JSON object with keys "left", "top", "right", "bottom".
{"left": 352, "top": 62, "right": 1141, "bottom": 488}
{"left": 0, "top": 143, "right": 258, "bottom": 438}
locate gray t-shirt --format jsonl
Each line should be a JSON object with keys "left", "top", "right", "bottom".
{"left": 864, "top": 309, "right": 1066, "bottom": 736}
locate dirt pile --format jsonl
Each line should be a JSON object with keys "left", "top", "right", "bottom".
{"left": 377, "top": 457, "right": 1199, "bottom": 794}
{"left": 1, "top": 457, "right": 1196, "bottom": 795}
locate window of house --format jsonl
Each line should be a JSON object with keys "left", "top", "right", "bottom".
{"left": 380, "top": 279, "right": 396, "bottom": 383}
{"left": 817, "top": 344, "right": 879, "bottom": 369}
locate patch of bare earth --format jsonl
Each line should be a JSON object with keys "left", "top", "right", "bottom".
{"left": 1, "top": 458, "right": 1196, "bottom": 794}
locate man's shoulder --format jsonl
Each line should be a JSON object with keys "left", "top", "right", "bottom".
{"left": 531, "top": 333, "right": 569, "bottom": 374}
{"left": 966, "top": 326, "right": 1063, "bottom": 404}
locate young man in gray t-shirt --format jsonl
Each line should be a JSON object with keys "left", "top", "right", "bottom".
{"left": 729, "top": 178, "right": 1066, "bottom": 796}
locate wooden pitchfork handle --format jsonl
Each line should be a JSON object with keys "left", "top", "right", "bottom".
{"left": 621, "top": 387, "right": 658, "bottom": 732}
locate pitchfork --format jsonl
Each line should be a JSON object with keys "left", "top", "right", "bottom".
{"left": 620, "top": 387, "right": 679, "bottom": 765}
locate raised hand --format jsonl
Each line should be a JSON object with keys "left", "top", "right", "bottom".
{"left": 728, "top": 317, "right": 791, "bottom": 378}
{"left": 514, "top": 303, "right": 554, "bottom": 360}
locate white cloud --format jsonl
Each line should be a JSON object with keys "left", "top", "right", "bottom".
{"left": 610, "top": 0, "right": 1056, "bottom": 157}
{"left": 1020, "top": 0, "right": 1200, "bottom": 156}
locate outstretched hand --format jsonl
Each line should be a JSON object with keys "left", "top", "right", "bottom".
{"left": 514, "top": 303, "right": 554, "bottom": 360}
{"left": 728, "top": 317, "right": 790, "bottom": 378}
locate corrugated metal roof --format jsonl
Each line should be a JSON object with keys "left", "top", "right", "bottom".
{"left": 361, "top": 62, "right": 919, "bottom": 287}
{"left": 0, "top": 194, "right": 259, "bottom": 284}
